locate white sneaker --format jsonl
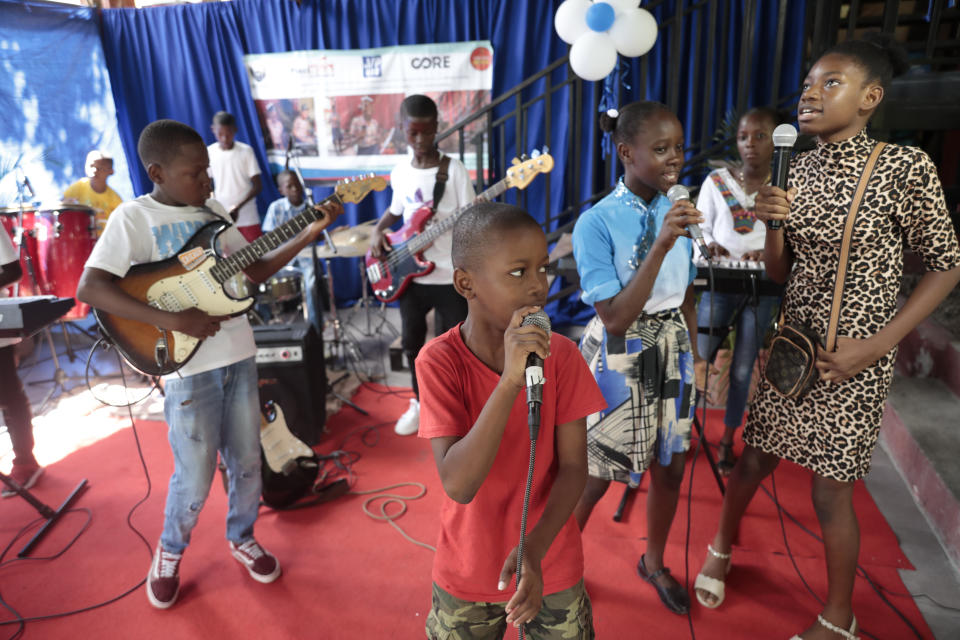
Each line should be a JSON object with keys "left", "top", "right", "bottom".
{"left": 394, "top": 398, "right": 420, "bottom": 436}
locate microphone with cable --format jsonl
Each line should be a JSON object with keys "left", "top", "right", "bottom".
{"left": 666, "top": 184, "right": 710, "bottom": 260}
{"left": 521, "top": 310, "right": 551, "bottom": 441}
{"left": 767, "top": 123, "right": 798, "bottom": 230}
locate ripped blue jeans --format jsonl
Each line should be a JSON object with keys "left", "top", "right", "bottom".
{"left": 160, "top": 357, "right": 261, "bottom": 554}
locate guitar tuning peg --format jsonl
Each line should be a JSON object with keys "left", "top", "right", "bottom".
{"left": 542, "top": 145, "right": 550, "bottom": 155}
{"left": 530, "top": 149, "right": 540, "bottom": 158}
{"left": 520, "top": 154, "right": 529, "bottom": 161}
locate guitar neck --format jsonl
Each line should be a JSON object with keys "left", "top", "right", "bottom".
{"left": 406, "top": 179, "right": 511, "bottom": 253}
{"left": 210, "top": 195, "right": 338, "bottom": 283}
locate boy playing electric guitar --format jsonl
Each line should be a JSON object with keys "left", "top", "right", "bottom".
{"left": 77, "top": 119, "right": 342, "bottom": 609}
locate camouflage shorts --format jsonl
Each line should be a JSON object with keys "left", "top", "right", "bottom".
{"left": 425, "top": 579, "right": 594, "bottom": 640}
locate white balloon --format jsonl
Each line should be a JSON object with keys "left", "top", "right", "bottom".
{"left": 605, "top": 0, "right": 640, "bottom": 14}
{"left": 610, "top": 8, "right": 658, "bottom": 57}
{"left": 555, "top": 0, "right": 591, "bottom": 45}
{"left": 570, "top": 32, "right": 618, "bottom": 81}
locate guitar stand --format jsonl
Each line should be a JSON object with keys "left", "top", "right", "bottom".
{"left": 0, "top": 471, "right": 88, "bottom": 558}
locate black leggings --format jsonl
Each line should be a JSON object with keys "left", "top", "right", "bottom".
{"left": 398, "top": 283, "right": 467, "bottom": 398}
{"left": 0, "top": 345, "right": 36, "bottom": 466}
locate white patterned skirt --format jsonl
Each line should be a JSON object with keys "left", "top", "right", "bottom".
{"left": 578, "top": 309, "right": 695, "bottom": 483}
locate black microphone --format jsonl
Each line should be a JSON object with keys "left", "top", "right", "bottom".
{"left": 666, "top": 184, "right": 710, "bottom": 260}
{"left": 521, "top": 310, "right": 551, "bottom": 440}
{"left": 767, "top": 123, "right": 798, "bottom": 230}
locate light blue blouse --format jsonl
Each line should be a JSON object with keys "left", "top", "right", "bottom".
{"left": 572, "top": 178, "right": 696, "bottom": 312}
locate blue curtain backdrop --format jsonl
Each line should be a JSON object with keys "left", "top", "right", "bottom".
{"left": 0, "top": 0, "right": 133, "bottom": 207}
{"left": 97, "top": 0, "right": 806, "bottom": 310}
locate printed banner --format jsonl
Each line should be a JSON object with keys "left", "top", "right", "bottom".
{"left": 244, "top": 41, "right": 493, "bottom": 183}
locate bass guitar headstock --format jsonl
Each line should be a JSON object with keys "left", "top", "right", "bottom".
{"left": 334, "top": 173, "right": 389, "bottom": 204}
{"left": 504, "top": 148, "right": 554, "bottom": 191}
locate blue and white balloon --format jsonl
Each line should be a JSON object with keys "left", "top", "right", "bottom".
{"left": 555, "top": 0, "right": 659, "bottom": 81}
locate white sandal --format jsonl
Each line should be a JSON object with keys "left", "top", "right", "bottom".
{"left": 789, "top": 614, "right": 859, "bottom": 639}
{"left": 694, "top": 544, "right": 731, "bottom": 609}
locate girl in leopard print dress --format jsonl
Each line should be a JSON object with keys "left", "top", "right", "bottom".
{"left": 694, "top": 35, "right": 960, "bottom": 640}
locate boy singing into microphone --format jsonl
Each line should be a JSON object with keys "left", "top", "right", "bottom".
{"left": 417, "top": 203, "right": 605, "bottom": 639}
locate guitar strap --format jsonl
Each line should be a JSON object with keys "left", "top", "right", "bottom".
{"left": 430, "top": 154, "right": 451, "bottom": 213}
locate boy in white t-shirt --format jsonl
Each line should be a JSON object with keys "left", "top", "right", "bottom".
{"left": 370, "top": 95, "right": 475, "bottom": 436}
{"left": 0, "top": 231, "right": 44, "bottom": 497}
{"left": 77, "top": 119, "right": 341, "bottom": 609}
{"left": 208, "top": 111, "right": 263, "bottom": 242}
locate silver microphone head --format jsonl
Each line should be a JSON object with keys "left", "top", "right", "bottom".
{"left": 666, "top": 184, "right": 690, "bottom": 204}
{"left": 772, "top": 123, "right": 798, "bottom": 148}
{"left": 521, "top": 310, "right": 551, "bottom": 338}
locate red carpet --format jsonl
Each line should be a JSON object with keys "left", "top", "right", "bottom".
{"left": 0, "top": 384, "right": 932, "bottom": 639}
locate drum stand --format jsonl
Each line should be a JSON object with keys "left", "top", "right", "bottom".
{"left": 322, "top": 255, "right": 368, "bottom": 416}
{"left": 349, "top": 261, "right": 395, "bottom": 339}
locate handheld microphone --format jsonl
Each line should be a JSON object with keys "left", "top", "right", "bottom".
{"left": 521, "top": 310, "right": 551, "bottom": 440}
{"left": 767, "top": 123, "right": 798, "bottom": 230}
{"left": 666, "top": 184, "right": 710, "bottom": 260}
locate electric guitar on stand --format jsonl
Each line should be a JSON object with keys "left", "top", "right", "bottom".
{"left": 365, "top": 150, "right": 554, "bottom": 303}
{"left": 95, "top": 174, "right": 387, "bottom": 376}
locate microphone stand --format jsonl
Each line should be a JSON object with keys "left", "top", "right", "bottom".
{"left": 286, "top": 153, "right": 367, "bottom": 416}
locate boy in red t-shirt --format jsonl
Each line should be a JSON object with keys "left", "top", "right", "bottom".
{"left": 417, "top": 203, "right": 606, "bottom": 639}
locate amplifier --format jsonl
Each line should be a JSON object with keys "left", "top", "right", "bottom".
{"left": 253, "top": 323, "right": 326, "bottom": 445}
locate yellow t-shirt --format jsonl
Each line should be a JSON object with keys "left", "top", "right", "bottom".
{"left": 63, "top": 179, "right": 124, "bottom": 233}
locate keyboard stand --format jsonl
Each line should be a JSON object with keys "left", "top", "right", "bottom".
{"left": 0, "top": 472, "right": 88, "bottom": 558}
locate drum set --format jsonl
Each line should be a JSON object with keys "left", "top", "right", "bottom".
{"left": 252, "top": 219, "right": 377, "bottom": 333}
{"left": 1, "top": 203, "right": 98, "bottom": 320}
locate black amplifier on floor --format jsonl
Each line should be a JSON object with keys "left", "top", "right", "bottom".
{"left": 253, "top": 323, "right": 326, "bottom": 445}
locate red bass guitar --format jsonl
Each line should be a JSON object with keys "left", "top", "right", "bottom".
{"left": 365, "top": 151, "right": 554, "bottom": 303}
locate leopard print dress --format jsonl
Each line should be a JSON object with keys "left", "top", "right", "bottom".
{"left": 743, "top": 130, "right": 960, "bottom": 481}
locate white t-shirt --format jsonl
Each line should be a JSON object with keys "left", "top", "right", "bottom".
{"left": 208, "top": 141, "right": 261, "bottom": 227}
{"left": 696, "top": 168, "right": 767, "bottom": 260}
{"left": 84, "top": 195, "right": 256, "bottom": 379}
{"left": 387, "top": 152, "right": 475, "bottom": 285}
{"left": 0, "top": 229, "right": 20, "bottom": 347}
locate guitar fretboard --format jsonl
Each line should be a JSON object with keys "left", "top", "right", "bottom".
{"left": 404, "top": 179, "right": 511, "bottom": 254}
{"left": 208, "top": 197, "right": 335, "bottom": 283}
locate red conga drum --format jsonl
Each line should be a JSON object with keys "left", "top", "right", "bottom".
{"left": 33, "top": 204, "right": 97, "bottom": 320}
{"left": 0, "top": 206, "right": 46, "bottom": 298}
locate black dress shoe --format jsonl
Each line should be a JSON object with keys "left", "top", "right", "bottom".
{"left": 637, "top": 554, "right": 690, "bottom": 615}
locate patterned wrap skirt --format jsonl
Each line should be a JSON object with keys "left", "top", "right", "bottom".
{"left": 578, "top": 309, "right": 695, "bottom": 484}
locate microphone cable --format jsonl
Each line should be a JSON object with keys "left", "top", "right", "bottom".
{"left": 682, "top": 256, "right": 715, "bottom": 640}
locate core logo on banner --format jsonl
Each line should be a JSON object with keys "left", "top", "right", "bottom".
{"left": 244, "top": 41, "right": 494, "bottom": 183}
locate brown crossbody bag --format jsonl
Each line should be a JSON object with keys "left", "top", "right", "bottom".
{"left": 763, "top": 142, "right": 886, "bottom": 399}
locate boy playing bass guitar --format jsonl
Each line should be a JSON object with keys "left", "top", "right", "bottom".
{"left": 369, "top": 95, "right": 475, "bottom": 437}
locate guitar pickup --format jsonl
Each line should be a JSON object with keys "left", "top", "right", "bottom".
{"left": 366, "top": 264, "right": 381, "bottom": 283}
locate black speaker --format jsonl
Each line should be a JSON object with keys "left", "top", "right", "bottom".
{"left": 254, "top": 323, "right": 326, "bottom": 445}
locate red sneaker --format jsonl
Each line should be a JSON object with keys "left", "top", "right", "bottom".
{"left": 229, "top": 539, "right": 281, "bottom": 583}
{"left": 146, "top": 544, "right": 182, "bottom": 609}
{"left": 1, "top": 464, "right": 44, "bottom": 498}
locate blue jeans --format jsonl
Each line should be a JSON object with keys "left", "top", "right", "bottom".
{"left": 697, "top": 292, "right": 779, "bottom": 429}
{"left": 160, "top": 357, "right": 261, "bottom": 553}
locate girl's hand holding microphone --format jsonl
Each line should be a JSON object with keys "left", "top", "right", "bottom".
{"left": 755, "top": 185, "right": 797, "bottom": 228}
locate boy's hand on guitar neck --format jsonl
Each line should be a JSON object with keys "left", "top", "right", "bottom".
{"left": 172, "top": 307, "right": 231, "bottom": 339}
{"left": 305, "top": 201, "right": 344, "bottom": 242}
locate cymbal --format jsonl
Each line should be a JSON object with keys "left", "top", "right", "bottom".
{"left": 298, "top": 219, "right": 376, "bottom": 259}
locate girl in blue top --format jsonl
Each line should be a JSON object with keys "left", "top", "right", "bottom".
{"left": 571, "top": 102, "right": 705, "bottom": 615}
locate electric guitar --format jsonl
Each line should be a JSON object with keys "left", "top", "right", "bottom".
{"left": 259, "top": 401, "right": 319, "bottom": 509}
{"left": 365, "top": 151, "right": 554, "bottom": 302}
{"left": 94, "top": 175, "right": 387, "bottom": 375}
